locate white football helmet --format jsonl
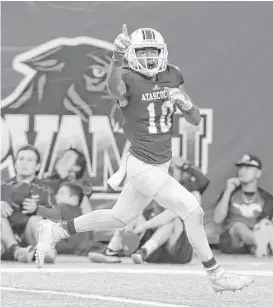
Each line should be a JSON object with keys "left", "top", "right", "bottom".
{"left": 126, "top": 28, "right": 168, "bottom": 77}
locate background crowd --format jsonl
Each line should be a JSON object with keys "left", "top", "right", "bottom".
{"left": 1, "top": 144, "right": 273, "bottom": 265}
{"left": 1, "top": 1, "right": 273, "bottom": 266}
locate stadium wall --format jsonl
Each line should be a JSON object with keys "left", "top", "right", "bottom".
{"left": 1, "top": 2, "right": 273, "bottom": 229}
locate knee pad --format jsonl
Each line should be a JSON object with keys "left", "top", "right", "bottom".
{"left": 175, "top": 192, "right": 200, "bottom": 215}
{"left": 170, "top": 186, "right": 199, "bottom": 209}
{"left": 188, "top": 193, "right": 201, "bottom": 208}
{"left": 185, "top": 205, "right": 204, "bottom": 226}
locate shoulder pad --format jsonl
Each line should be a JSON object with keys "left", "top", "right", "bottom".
{"left": 167, "top": 63, "right": 181, "bottom": 72}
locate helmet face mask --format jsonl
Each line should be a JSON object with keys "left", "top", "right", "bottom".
{"left": 126, "top": 28, "right": 168, "bottom": 77}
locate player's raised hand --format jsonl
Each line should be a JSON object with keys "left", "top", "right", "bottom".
{"left": 114, "top": 24, "right": 131, "bottom": 54}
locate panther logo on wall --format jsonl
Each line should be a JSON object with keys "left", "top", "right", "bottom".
{"left": 1, "top": 36, "right": 124, "bottom": 127}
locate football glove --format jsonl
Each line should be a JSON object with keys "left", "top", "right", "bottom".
{"left": 164, "top": 87, "right": 193, "bottom": 111}
{"left": 113, "top": 24, "right": 131, "bottom": 54}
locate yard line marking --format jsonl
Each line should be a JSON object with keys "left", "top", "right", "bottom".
{"left": 1, "top": 267, "right": 273, "bottom": 276}
{"left": 1, "top": 287, "right": 192, "bottom": 307}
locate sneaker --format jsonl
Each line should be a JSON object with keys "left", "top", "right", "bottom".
{"left": 14, "top": 245, "right": 35, "bottom": 263}
{"left": 35, "top": 220, "right": 59, "bottom": 268}
{"left": 268, "top": 219, "right": 273, "bottom": 254}
{"left": 131, "top": 248, "right": 148, "bottom": 264}
{"left": 88, "top": 249, "right": 121, "bottom": 264}
{"left": 253, "top": 218, "right": 271, "bottom": 257}
{"left": 209, "top": 269, "right": 254, "bottom": 293}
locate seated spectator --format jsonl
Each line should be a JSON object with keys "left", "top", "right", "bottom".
{"left": 44, "top": 147, "right": 93, "bottom": 214}
{"left": 131, "top": 157, "right": 210, "bottom": 264}
{"left": 56, "top": 182, "right": 84, "bottom": 220}
{"left": 88, "top": 214, "right": 148, "bottom": 263}
{"left": 1, "top": 145, "right": 61, "bottom": 263}
{"left": 55, "top": 182, "right": 105, "bottom": 256}
{"left": 45, "top": 148, "right": 90, "bottom": 192}
{"left": 170, "top": 156, "right": 210, "bottom": 202}
{"left": 213, "top": 154, "right": 273, "bottom": 256}
{"left": 88, "top": 156, "right": 210, "bottom": 264}
{"left": 130, "top": 202, "right": 192, "bottom": 264}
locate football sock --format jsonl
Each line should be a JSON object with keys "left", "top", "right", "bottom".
{"left": 58, "top": 210, "right": 126, "bottom": 240}
{"left": 183, "top": 206, "right": 221, "bottom": 275}
{"left": 202, "top": 257, "right": 222, "bottom": 276}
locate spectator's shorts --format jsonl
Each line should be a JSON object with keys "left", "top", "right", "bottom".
{"left": 1, "top": 210, "right": 30, "bottom": 260}
{"left": 144, "top": 227, "right": 193, "bottom": 264}
{"left": 8, "top": 209, "right": 30, "bottom": 237}
{"left": 219, "top": 230, "right": 251, "bottom": 254}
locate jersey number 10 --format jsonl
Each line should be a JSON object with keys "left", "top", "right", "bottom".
{"left": 147, "top": 101, "right": 174, "bottom": 134}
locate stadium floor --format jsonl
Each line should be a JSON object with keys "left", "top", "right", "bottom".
{"left": 1, "top": 252, "right": 273, "bottom": 307}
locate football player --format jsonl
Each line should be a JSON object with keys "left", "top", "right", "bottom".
{"left": 35, "top": 25, "right": 253, "bottom": 293}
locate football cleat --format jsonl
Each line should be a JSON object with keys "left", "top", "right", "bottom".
{"left": 253, "top": 218, "right": 272, "bottom": 257}
{"left": 209, "top": 269, "right": 254, "bottom": 293}
{"left": 35, "top": 220, "right": 59, "bottom": 268}
{"left": 88, "top": 250, "right": 121, "bottom": 264}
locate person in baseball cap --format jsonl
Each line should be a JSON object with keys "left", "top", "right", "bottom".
{"left": 235, "top": 154, "right": 262, "bottom": 170}
{"left": 214, "top": 152, "right": 273, "bottom": 257}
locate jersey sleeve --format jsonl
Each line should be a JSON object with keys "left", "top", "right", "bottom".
{"left": 32, "top": 181, "right": 61, "bottom": 221}
{"left": 178, "top": 70, "right": 184, "bottom": 86}
{"left": 1, "top": 181, "right": 13, "bottom": 203}
{"left": 114, "top": 68, "right": 131, "bottom": 106}
{"left": 36, "top": 186, "right": 61, "bottom": 222}
{"left": 168, "top": 64, "right": 184, "bottom": 86}
{"left": 257, "top": 188, "right": 273, "bottom": 220}
{"left": 121, "top": 67, "right": 132, "bottom": 85}
{"left": 175, "top": 66, "right": 184, "bottom": 86}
